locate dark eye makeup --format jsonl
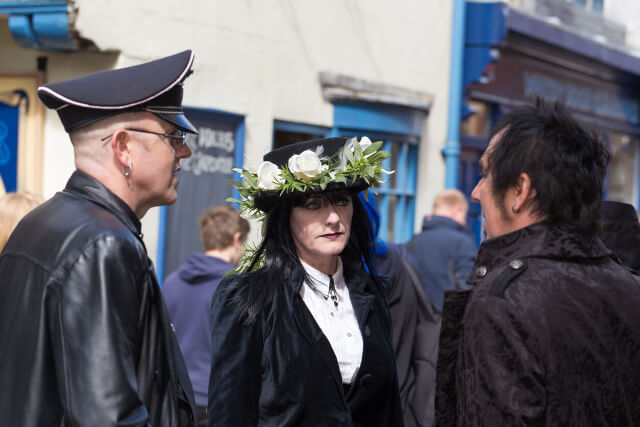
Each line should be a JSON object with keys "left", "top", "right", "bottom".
{"left": 294, "top": 191, "right": 352, "bottom": 210}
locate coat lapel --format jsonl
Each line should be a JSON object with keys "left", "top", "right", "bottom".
{"left": 288, "top": 265, "right": 377, "bottom": 396}
{"left": 348, "top": 286, "right": 375, "bottom": 332}
{"left": 292, "top": 300, "right": 344, "bottom": 385}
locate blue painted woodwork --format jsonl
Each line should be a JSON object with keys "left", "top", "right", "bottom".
{"left": 1, "top": 1, "right": 75, "bottom": 51}
{"left": 463, "top": 2, "right": 505, "bottom": 90}
{"left": 0, "top": 2, "right": 68, "bottom": 14}
{"left": 406, "top": 144, "right": 417, "bottom": 241}
{"left": 393, "top": 143, "right": 408, "bottom": 242}
{"left": 443, "top": 0, "right": 467, "bottom": 189}
{"left": 333, "top": 103, "right": 423, "bottom": 137}
{"left": 0, "top": 103, "right": 19, "bottom": 193}
{"left": 377, "top": 140, "right": 392, "bottom": 243}
{"left": 276, "top": 105, "right": 422, "bottom": 243}
{"left": 156, "top": 205, "right": 168, "bottom": 287}
{"left": 234, "top": 120, "right": 245, "bottom": 199}
{"left": 329, "top": 102, "right": 423, "bottom": 242}
{"left": 8, "top": 15, "right": 40, "bottom": 49}
{"left": 371, "top": 138, "right": 417, "bottom": 244}
{"left": 326, "top": 127, "right": 340, "bottom": 138}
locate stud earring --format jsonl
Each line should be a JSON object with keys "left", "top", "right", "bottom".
{"left": 123, "top": 161, "right": 133, "bottom": 177}
{"left": 511, "top": 204, "right": 520, "bottom": 214}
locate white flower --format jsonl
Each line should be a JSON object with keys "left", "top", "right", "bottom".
{"left": 339, "top": 136, "right": 375, "bottom": 168}
{"left": 358, "top": 136, "right": 372, "bottom": 152}
{"left": 288, "top": 150, "right": 324, "bottom": 181}
{"left": 257, "top": 161, "right": 282, "bottom": 190}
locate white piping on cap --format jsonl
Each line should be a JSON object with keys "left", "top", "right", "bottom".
{"left": 37, "top": 51, "right": 195, "bottom": 110}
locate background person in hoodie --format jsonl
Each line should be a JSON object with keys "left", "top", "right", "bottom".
{"left": 163, "top": 204, "right": 249, "bottom": 426}
{"left": 407, "top": 189, "right": 477, "bottom": 312}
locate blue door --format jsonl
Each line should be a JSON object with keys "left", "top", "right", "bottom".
{"left": 0, "top": 102, "right": 19, "bottom": 192}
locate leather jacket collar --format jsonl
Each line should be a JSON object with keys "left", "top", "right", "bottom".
{"left": 64, "top": 170, "right": 143, "bottom": 241}
{"left": 470, "top": 222, "right": 611, "bottom": 285}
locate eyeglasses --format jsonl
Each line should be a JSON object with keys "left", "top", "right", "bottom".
{"left": 100, "top": 128, "right": 187, "bottom": 151}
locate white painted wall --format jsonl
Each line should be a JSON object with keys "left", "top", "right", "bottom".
{"left": 2, "top": 1, "right": 455, "bottom": 265}
{"left": 604, "top": 0, "right": 640, "bottom": 53}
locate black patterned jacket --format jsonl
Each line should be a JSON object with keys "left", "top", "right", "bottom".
{"left": 435, "top": 222, "right": 640, "bottom": 426}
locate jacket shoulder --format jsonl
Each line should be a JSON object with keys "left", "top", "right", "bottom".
{"left": 487, "top": 259, "right": 529, "bottom": 298}
{"left": 6, "top": 193, "right": 147, "bottom": 279}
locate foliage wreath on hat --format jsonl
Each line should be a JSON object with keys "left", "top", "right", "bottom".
{"left": 227, "top": 136, "right": 393, "bottom": 220}
{"left": 226, "top": 136, "right": 393, "bottom": 274}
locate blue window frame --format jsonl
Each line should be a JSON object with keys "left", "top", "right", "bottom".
{"left": 369, "top": 135, "right": 418, "bottom": 244}
{"left": 332, "top": 103, "right": 424, "bottom": 244}
{"left": 570, "top": 0, "right": 604, "bottom": 13}
{"left": 273, "top": 105, "right": 424, "bottom": 244}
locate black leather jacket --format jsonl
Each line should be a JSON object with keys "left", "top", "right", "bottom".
{"left": 0, "top": 170, "right": 196, "bottom": 426}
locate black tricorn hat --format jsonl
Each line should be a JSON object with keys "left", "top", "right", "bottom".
{"left": 253, "top": 137, "right": 370, "bottom": 213}
{"left": 37, "top": 50, "right": 197, "bottom": 134}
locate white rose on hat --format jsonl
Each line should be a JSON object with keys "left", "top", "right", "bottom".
{"left": 257, "top": 161, "right": 282, "bottom": 190}
{"left": 358, "top": 136, "right": 373, "bottom": 152}
{"left": 288, "top": 150, "right": 325, "bottom": 181}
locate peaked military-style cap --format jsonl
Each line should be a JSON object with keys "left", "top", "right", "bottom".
{"left": 37, "top": 50, "right": 198, "bottom": 134}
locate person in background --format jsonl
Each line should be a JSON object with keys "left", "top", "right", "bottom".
{"left": 600, "top": 200, "right": 640, "bottom": 271}
{"left": 0, "top": 51, "right": 198, "bottom": 426}
{"left": 359, "top": 193, "right": 440, "bottom": 427}
{"left": 0, "top": 191, "right": 43, "bottom": 252}
{"left": 163, "top": 204, "right": 249, "bottom": 426}
{"left": 407, "top": 189, "right": 476, "bottom": 312}
{"left": 436, "top": 100, "right": 640, "bottom": 426}
{"left": 208, "top": 137, "right": 403, "bottom": 426}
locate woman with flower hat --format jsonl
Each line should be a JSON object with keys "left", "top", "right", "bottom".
{"left": 207, "top": 137, "right": 403, "bottom": 426}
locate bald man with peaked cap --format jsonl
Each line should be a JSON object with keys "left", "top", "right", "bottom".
{"left": 0, "top": 51, "right": 198, "bottom": 426}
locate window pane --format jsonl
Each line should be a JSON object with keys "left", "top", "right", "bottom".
{"left": 607, "top": 133, "right": 638, "bottom": 205}
{"left": 387, "top": 195, "right": 397, "bottom": 243}
{"left": 389, "top": 141, "right": 399, "bottom": 189}
{"left": 273, "top": 130, "right": 318, "bottom": 149}
{"left": 592, "top": 0, "right": 603, "bottom": 12}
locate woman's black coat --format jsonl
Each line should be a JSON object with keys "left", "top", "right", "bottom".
{"left": 207, "top": 263, "right": 403, "bottom": 426}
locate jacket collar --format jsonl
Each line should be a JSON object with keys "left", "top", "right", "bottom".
{"left": 470, "top": 221, "right": 610, "bottom": 284}
{"left": 63, "top": 170, "right": 143, "bottom": 239}
{"left": 299, "top": 258, "right": 345, "bottom": 294}
{"left": 422, "top": 215, "right": 469, "bottom": 233}
{"left": 286, "top": 257, "right": 369, "bottom": 295}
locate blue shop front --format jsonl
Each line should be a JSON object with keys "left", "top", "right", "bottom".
{"left": 460, "top": 2, "right": 640, "bottom": 243}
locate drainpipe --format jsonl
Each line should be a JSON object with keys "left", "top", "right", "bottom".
{"left": 443, "top": 0, "right": 466, "bottom": 189}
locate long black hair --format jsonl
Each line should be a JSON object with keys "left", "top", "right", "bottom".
{"left": 228, "top": 190, "right": 383, "bottom": 324}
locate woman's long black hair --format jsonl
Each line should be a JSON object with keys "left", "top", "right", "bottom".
{"left": 228, "top": 190, "right": 384, "bottom": 324}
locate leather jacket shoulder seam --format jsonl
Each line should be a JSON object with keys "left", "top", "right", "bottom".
{"left": 0, "top": 251, "right": 57, "bottom": 279}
